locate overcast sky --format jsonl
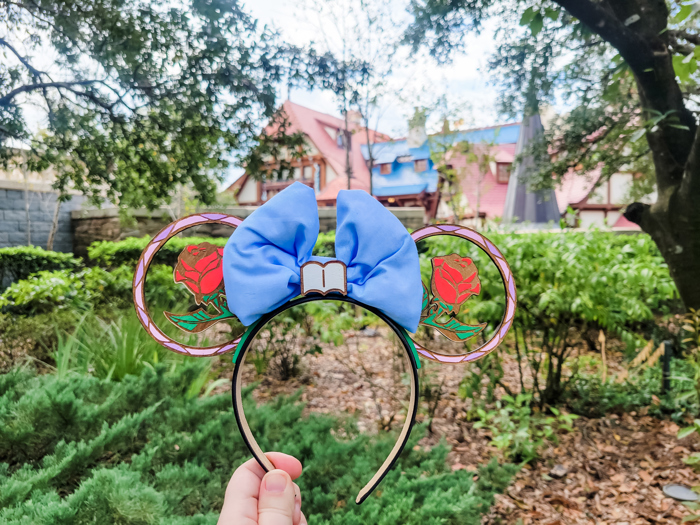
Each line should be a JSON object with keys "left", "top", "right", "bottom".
{"left": 243, "top": 0, "right": 508, "bottom": 136}
{"left": 218, "top": 0, "right": 512, "bottom": 186}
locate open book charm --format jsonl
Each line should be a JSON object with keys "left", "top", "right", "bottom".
{"left": 300, "top": 260, "right": 348, "bottom": 296}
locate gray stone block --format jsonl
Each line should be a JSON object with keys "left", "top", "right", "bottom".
{"left": 4, "top": 209, "right": 24, "bottom": 221}
{"left": 34, "top": 236, "right": 49, "bottom": 247}
{"left": 0, "top": 190, "right": 6, "bottom": 199}
{"left": 53, "top": 243, "right": 72, "bottom": 253}
{"left": 0, "top": 232, "right": 9, "bottom": 243}
{"left": 53, "top": 231, "right": 71, "bottom": 241}
{"left": 29, "top": 211, "right": 53, "bottom": 222}
{"left": 31, "top": 223, "right": 52, "bottom": 233}
{"left": 8, "top": 232, "right": 29, "bottom": 244}
{"left": 0, "top": 221, "right": 19, "bottom": 233}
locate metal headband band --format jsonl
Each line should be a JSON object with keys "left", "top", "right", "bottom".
{"left": 231, "top": 294, "right": 419, "bottom": 505}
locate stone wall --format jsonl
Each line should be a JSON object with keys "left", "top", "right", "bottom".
{"left": 71, "top": 206, "right": 427, "bottom": 256}
{"left": 0, "top": 181, "right": 83, "bottom": 253}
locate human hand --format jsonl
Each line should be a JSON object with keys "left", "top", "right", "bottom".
{"left": 218, "top": 452, "right": 307, "bottom": 525}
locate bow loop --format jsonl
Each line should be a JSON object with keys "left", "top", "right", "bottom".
{"left": 336, "top": 191, "right": 422, "bottom": 332}
{"left": 222, "top": 183, "right": 319, "bottom": 326}
{"left": 223, "top": 182, "right": 422, "bottom": 332}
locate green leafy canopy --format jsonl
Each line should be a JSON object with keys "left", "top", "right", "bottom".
{"left": 0, "top": 0, "right": 339, "bottom": 209}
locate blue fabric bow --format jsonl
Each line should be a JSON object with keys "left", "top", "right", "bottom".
{"left": 222, "top": 182, "right": 423, "bottom": 332}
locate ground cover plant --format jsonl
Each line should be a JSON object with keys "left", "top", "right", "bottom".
{"left": 0, "top": 363, "right": 515, "bottom": 525}
{"left": 2, "top": 229, "right": 700, "bottom": 523}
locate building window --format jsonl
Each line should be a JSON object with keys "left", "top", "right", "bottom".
{"left": 379, "top": 163, "right": 392, "bottom": 175}
{"left": 414, "top": 159, "right": 428, "bottom": 172}
{"left": 496, "top": 162, "right": 511, "bottom": 184}
{"left": 303, "top": 165, "right": 312, "bottom": 180}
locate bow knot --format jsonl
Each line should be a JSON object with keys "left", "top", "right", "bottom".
{"left": 222, "top": 182, "right": 422, "bottom": 332}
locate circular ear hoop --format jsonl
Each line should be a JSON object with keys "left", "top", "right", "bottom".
{"left": 132, "top": 213, "right": 243, "bottom": 356}
{"left": 410, "top": 224, "right": 517, "bottom": 364}
{"left": 231, "top": 294, "right": 420, "bottom": 505}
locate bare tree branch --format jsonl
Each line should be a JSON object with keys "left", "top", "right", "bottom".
{"left": 669, "top": 29, "right": 700, "bottom": 47}
{"left": 0, "top": 37, "right": 45, "bottom": 77}
{"left": 0, "top": 81, "right": 108, "bottom": 108}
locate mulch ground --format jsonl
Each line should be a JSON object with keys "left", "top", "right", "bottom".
{"left": 216, "top": 325, "right": 700, "bottom": 524}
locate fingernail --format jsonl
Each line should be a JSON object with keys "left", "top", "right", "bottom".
{"left": 294, "top": 500, "right": 301, "bottom": 522}
{"left": 264, "top": 472, "right": 287, "bottom": 493}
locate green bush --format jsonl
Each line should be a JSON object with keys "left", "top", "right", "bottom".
{"left": 420, "top": 230, "right": 679, "bottom": 405}
{"left": 0, "top": 364, "right": 515, "bottom": 524}
{"left": 88, "top": 236, "right": 228, "bottom": 267}
{"left": 0, "top": 267, "right": 131, "bottom": 315}
{"left": 88, "top": 231, "right": 337, "bottom": 267}
{"left": 565, "top": 358, "right": 698, "bottom": 419}
{"left": 0, "top": 264, "right": 186, "bottom": 316}
{"left": 314, "top": 231, "right": 336, "bottom": 257}
{"left": 0, "top": 246, "right": 82, "bottom": 289}
{"left": 473, "top": 393, "right": 577, "bottom": 463}
{"left": 0, "top": 310, "right": 81, "bottom": 370}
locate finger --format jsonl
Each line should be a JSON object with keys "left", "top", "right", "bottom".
{"left": 293, "top": 483, "right": 301, "bottom": 525}
{"left": 258, "top": 469, "right": 296, "bottom": 525}
{"left": 299, "top": 511, "right": 308, "bottom": 525}
{"left": 218, "top": 453, "right": 302, "bottom": 525}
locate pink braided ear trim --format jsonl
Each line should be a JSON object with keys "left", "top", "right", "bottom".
{"left": 132, "top": 214, "right": 243, "bottom": 357}
{"left": 410, "top": 224, "right": 517, "bottom": 364}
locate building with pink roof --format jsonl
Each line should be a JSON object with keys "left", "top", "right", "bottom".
{"left": 228, "top": 100, "right": 389, "bottom": 206}
{"left": 230, "top": 101, "right": 640, "bottom": 229}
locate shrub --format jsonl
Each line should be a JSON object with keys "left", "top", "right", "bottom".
{"left": 88, "top": 231, "right": 337, "bottom": 268}
{"left": 88, "top": 236, "right": 228, "bottom": 267}
{"left": 0, "top": 264, "right": 186, "bottom": 316}
{"left": 421, "top": 230, "right": 679, "bottom": 405}
{"left": 566, "top": 358, "right": 698, "bottom": 419}
{"left": 0, "top": 267, "right": 130, "bottom": 315}
{"left": 0, "top": 310, "right": 80, "bottom": 370}
{"left": 0, "top": 246, "right": 82, "bottom": 289}
{"left": 473, "top": 393, "right": 577, "bottom": 463}
{"left": 0, "top": 364, "right": 515, "bottom": 524}
{"left": 314, "top": 231, "right": 336, "bottom": 257}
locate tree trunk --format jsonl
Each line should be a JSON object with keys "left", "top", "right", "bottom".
{"left": 554, "top": 0, "right": 700, "bottom": 310}
{"left": 46, "top": 196, "right": 61, "bottom": 251}
{"left": 625, "top": 185, "right": 700, "bottom": 309}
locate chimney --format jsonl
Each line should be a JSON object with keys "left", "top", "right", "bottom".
{"left": 407, "top": 108, "right": 427, "bottom": 148}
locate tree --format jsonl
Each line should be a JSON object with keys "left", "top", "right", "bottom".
{"left": 238, "top": 108, "right": 308, "bottom": 184}
{"left": 300, "top": 0, "right": 399, "bottom": 193}
{"left": 0, "top": 0, "right": 325, "bottom": 210}
{"left": 462, "top": 132, "right": 499, "bottom": 228}
{"left": 404, "top": 0, "right": 700, "bottom": 310}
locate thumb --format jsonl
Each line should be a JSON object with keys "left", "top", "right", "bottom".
{"left": 258, "top": 470, "right": 296, "bottom": 525}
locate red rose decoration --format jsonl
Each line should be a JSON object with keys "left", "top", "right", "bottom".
{"left": 431, "top": 254, "right": 481, "bottom": 309}
{"left": 174, "top": 242, "right": 225, "bottom": 304}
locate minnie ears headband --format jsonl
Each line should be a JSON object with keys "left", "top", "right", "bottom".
{"left": 133, "top": 182, "right": 517, "bottom": 504}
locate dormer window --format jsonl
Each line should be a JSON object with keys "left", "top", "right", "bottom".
{"left": 414, "top": 159, "right": 428, "bottom": 172}
{"left": 496, "top": 162, "right": 512, "bottom": 184}
{"left": 379, "top": 163, "right": 392, "bottom": 175}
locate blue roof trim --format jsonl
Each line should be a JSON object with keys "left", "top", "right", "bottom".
{"left": 361, "top": 125, "right": 520, "bottom": 163}
{"left": 373, "top": 183, "right": 429, "bottom": 196}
